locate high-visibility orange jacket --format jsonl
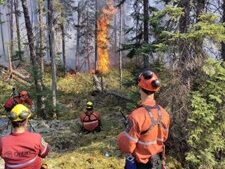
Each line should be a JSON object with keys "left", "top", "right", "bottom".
{"left": 80, "top": 111, "right": 101, "bottom": 132}
{"left": 117, "top": 98, "right": 170, "bottom": 164}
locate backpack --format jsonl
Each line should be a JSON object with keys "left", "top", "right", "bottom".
{"left": 4, "top": 97, "right": 18, "bottom": 112}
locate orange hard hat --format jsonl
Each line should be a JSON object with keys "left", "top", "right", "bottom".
{"left": 19, "top": 90, "right": 28, "bottom": 97}
{"left": 138, "top": 70, "right": 160, "bottom": 92}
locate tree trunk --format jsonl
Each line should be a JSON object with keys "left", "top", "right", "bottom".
{"left": 37, "top": 0, "right": 45, "bottom": 114}
{"left": 196, "top": 0, "right": 205, "bottom": 21}
{"left": 47, "top": 0, "right": 57, "bottom": 117}
{"left": 0, "top": 8, "right": 6, "bottom": 58}
{"left": 194, "top": 0, "right": 205, "bottom": 56}
{"left": 9, "top": 0, "right": 14, "bottom": 63}
{"left": 119, "top": 4, "right": 123, "bottom": 89}
{"left": 94, "top": 0, "right": 98, "bottom": 71}
{"left": 75, "top": 2, "right": 80, "bottom": 71}
{"left": 14, "top": 0, "right": 22, "bottom": 61}
{"left": 61, "top": 12, "right": 66, "bottom": 76}
{"left": 114, "top": 10, "right": 117, "bottom": 59}
{"left": 143, "top": 0, "right": 149, "bottom": 68}
{"left": 86, "top": 10, "right": 90, "bottom": 71}
{"left": 178, "top": 0, "right": 190, "bottom": 64}
{"left": 38, "top": 0, "right": 45, "bottom": 75}
{"left": 179, "top": 0, "right": 190, "bottom": 33}
{"left": 21, "top": 0, "right": 44, "bottom": 118}
{"left": 222, "top": 0, "right": 225, "bottom": 61}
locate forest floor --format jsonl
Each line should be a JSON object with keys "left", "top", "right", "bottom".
{"left": 0, "top": 68, "right": 182, "bottom": 169}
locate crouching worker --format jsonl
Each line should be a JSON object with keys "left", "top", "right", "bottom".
{"left": 117, "top": 70, "right": 170, "bottom": 169}
{"left": 4, "top": 90, "right": 33, "bottom": 112}
{"left": 0, "top": 104, "right": 50, "bottom": 169}
{"left": 79, "top": 101, "right": 102, "bottom": 133}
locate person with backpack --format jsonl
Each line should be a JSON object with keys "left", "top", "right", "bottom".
{"left": 4, "top": 90, "right": 32, "bottom": 112}
{"left": 117, "top": 70, "right": 170, "bottom": 169}
{"left": 79, "top": 101, "right": 102, "bottom": 133}
{"left": 0, "top": 104, "right": 50, "bottom": 169}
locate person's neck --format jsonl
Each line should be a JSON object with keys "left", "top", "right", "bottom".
{"left": 13, "top": 127, "right": 26, "bottom": 134}
{"left": 141, "top": 92, "right": 154, "bottom": 103}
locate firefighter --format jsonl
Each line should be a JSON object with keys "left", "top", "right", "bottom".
{"left": 117, "top": 70, "right": 170, "bottom": 169}
{"left": 4, "top": 90, "right": 32, "bottom": 112}
{"left": 79, "top": 101, "right": 102, "bottom": 133}
{"left": 0, "top": 104, "right": 50, "bottom": 169}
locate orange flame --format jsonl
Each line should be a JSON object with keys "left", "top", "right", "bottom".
{"left": 97, "top": 1, "right": 117, "bottom": 74}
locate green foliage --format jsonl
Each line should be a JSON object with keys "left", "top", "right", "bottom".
{"left": 160, "top": 13, "right": 225, "bottom": 52}
{"left": 186, "top": 58, "right": 225, "bottom": 169}
{"left": 0, "top": 81, "right": 13, "bottom": 114}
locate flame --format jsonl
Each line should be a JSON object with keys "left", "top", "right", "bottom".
{"left": 97, "top": 1, "right": 117, "bottom": 74}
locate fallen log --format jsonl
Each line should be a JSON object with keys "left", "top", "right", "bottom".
{"left": 12, "top": 74, "right": 31, "bottom": 86}
{"left": 12, "top": 70, "right": 30, "bottom": 81}
{"left": 105, "top": 90, "right": 134, "bottom": 103}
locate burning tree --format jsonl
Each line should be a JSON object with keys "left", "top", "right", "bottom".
{"left": 97, "top": 1, "right": 117, "bottom": 74}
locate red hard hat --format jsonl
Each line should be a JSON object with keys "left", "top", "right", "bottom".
{"left": 19, "top": 90, "right": 28, "bottom": 97}
{"left": 138, "top": 70, "right": 160, "bottom": 92}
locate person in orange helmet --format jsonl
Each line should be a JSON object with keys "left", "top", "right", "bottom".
{"left": 117, "top": 70, "right": 170, "bottom": 169}
{"left": 4, "top": 90, "right": 33, "bottom": 112}
{"left": 79, "top": 101, "right": 102, "bottom": 133}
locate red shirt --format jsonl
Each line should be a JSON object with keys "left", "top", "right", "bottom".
{"left": 4, "top": 96, "right": 32, "bottom": 112}
{"left": 14, "top": 96, "right": 32, "bottom": 107}
{"left": 0, "top": 131, "right": 49, "bottom": 169}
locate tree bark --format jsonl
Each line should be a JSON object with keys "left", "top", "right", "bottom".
{"left": 119, "top": 4, "right": 123, "bottom": 89}
{"left": 94, "top": 0, "right": 98, "bottom": 71}
{"left": 75, "top": 2, "right": 81, "bottom": 71}
{"left": 114, "top": 9, "right": 118, "bottom": 59}
{"left": 222, "top": 0, "right": 225, "bottom": 61}
{"left": 178, "top": 0, "right": 190, "bottom": 64}
{"left": 47, "top": 0, "right": 57, "bottom": 117}
{"left": 21, "top": 0, "right": 44, "bottom": 117}
{"left": 143, "top": 0, "right": 149, "bottom": 68}
{"left": 196, "top": 0, "right": 205, "bottom": 21}
{"left": 179, "top": 0, "right": 190, "bottom": 33}
{"left": 61, "top": 12, "right": 66, "bottom": 76}
{"left": 0, "top": 8, "right": 6, "bottom": 58}
{"left": 9, "top": 0, "right": 14, "bottom": 62}
{"left": 38, "top": 0, "right": 45, "bottom": 75}
{"left": 14, "top": 0, "right": 22, "bottom": 61}
{"left": 194, "top": 0, "right": 205, "bottom": 56}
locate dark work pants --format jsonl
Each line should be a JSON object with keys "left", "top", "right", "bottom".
{"left": 136, "top": 154, "right": 162, "bottom": 169}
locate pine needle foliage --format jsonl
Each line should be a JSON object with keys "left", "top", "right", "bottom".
{"left": 186, "top": 58, "right": 225, "bottom": 169}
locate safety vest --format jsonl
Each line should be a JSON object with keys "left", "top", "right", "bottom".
{"left": 117, "top": 99, "right": 170, "bottom": 164}
{"left": 80, "top": 112, "right": 100, "bottom": 132}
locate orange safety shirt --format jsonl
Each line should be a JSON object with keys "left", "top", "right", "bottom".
{"left": 80, "top": 111, "right": 100, "bottom": 132}
{"left": 117, "top": 99, "right": 170, "bottom": 164}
